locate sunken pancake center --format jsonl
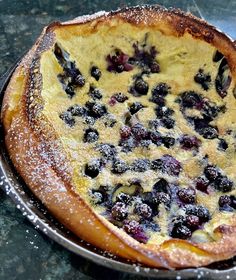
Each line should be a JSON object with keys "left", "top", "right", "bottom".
{"left": 40, "top": 20, "right": 236, "bottom": 245}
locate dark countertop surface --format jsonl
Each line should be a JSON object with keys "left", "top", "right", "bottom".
{"left": 1, "top": 1, "right": 236, "bottom": 279}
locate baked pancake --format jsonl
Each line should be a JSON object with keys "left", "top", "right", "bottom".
{"left": 2, "top": 6, "right": 236, "bottom": 268}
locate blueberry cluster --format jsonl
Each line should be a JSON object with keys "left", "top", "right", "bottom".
{"left": 54, "top": 43, "right": 85, "bottom": 98}
{"left": 89, "top": 86, "right": 103, "bottom": 100}
{"left": 91, "top": 180, "right": 173, "bottom": 243}
{"left": 130, "top": 43, "right": 160, "bottom": 73}
{"left": 149, "top": 83, "right": 175, "bottom": 129}
{"left": 90, "top": 66, "right": 101, "bottom": 81}
{"left": 130, "top": 77, "right": 149, "bottom": 96}
{"left": 170, "top": 204, "right": 210, "bottom": 239}
{"left": 59, "top": 101, "right": 108, "bottom": 127}
{"left": 119, "top": 121, "right": 176, "bottom": 152}
{"left": 109, "top": 92, "right": 128, "bottom": 106}
{"left": 106, "top": 43, "right": 160, "bottom": 76}
{"left": 151, "top": 155, "right": 182, "bottom": 176}
{"left": 179, "top": 91, "right": 225, "bottom": 139}
{"left": 106, "top": 50, "right": 133, "bottom": 73}
{"left": 195, "top": 164, "right": 234, "bottom": 194}
{"left": 179, "top": 134, "right": 201, "bottom": 151}
{"left": 84, "top": 144, "right": 118, "bottom": 178}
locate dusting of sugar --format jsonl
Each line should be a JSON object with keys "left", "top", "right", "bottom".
{"left": 63, "top": 10, "right": 108, "bottom": 25}
{"left": 1, "top": 5, "right": 236, "bottom": 274}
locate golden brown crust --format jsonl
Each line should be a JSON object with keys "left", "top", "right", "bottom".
{"left": 2, "top": 6, "right": 236, "bottom": 268}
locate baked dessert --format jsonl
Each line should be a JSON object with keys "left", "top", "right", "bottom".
{"left": 2, "top": 5, "right": 236, "bottom": 268}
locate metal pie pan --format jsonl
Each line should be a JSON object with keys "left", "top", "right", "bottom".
{"left": 0, "top": 59, "right": 236, "bottom": 280}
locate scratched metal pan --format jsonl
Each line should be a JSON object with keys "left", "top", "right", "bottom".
{"left": 0, "top": 58, "right": 236, "bottom": 280}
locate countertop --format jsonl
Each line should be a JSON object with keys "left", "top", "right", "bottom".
{"left": 1, "top": 0, "right": 236, "bottom": 279}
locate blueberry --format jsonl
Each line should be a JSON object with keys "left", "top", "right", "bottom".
{"left": 141, "top": 192, "right": 155, "bottom": 206}
{"left": 89, "top": 87, "right": 103, "bottom": 100}
{"left": 112, "top": 160, "right": 128, "bottom": 174}
{"left": 185, "top": 215, "right": 200, "bottom": 229}
{"left": 128, "top": 225, "right": 149, "bottom": 243}
{"left": 159, "top": 155, "right": 182, "bottom": 176}
{"left": 91, "top": 66, "right": 101, "bottom": 81}
{"left": 104, "top": 114, "right": 117, "bottom": 127}
{"left": 84, "top": 116, "right": 95, "bottom": 125}
{"left": 218, "top": 139, "right": 228, "bottom": 151}
{"left": 90, "top": 191, "right": 104, "bottom": 204}
{"left": 197, "top": 126, "right": 218, "bottom": 139}
{"left": 139, "top": 139, "right": 152, "bottom": 148}
{"left": 152, "top": 83, "right": 170, "bottom": 97}
{"left": 134, "top": 78, "right": 149, "bottom": 95}
{"left": 65, "top": 84, "right": 75, "bottom": 98}
{"left": 153, "top": 192, "right": 171, "bottom": 207}
{"left": 149, "top": 119, "right": 160, "bottom": 130}
{"left": 120, "top": 137, "right": 136, "bottom": 153}
{"left": 151, "top": 159, "right": 163, "bottom": 171}
{"left": 204, "top": 165, "right": 220, "bottom": 181}
{"left": 155, "top": 106, "right": 173, "bottom": 117}
{"left": 230, "top": 195, "right": 236, "bottom": 209}
{"left": 73, "top": 74, "right": 85, "bottom": 87}
{"left": 120, "top": 126, "right": 132, "bottom": 139}
{"left": 86, "top": 101, "right": 107, "bottom": 118}
{"left": 195, "top": 176, "right": 209, "bottom": 193}
{"left": 192, "top": 117, "right": 209, "bottom": 130}
{"left": 112, "top": 92, "right": 128, "bottom": 103}
{"left": 83, "top": 128, "right": 99, "bottom": 143}
{"left": 59, "top": 111, "right": 75, "bottom": 127}
{"left": 179, "top": 135, "right": 201, "bottom": 150}
{"left": 123, "top": 220, "right": 141, "bottom": 234}
{"left": 116, "top": 193, "right": 131, "bottom": 204}
{"left": 161, "top": 117, "right": 175, "bottom": 129}
{"left": 135, "top": 203, "right": 152, "bottom": 219}
{"left": 218, "top": 195, "right": 231, "bottom": 208}
{"left": 149, "top": 131, "right": 162, "bottom": 146}
{"left": 177, "top": 188, "right": 196, "bottom": 204}
{"left": 162, "top": 136, "right": 175, "bottom": 148}
{"left": 116, "top": 64, "right": 124, "bottom": 73}
{"left": 131, "top": 43, "right": 158, "bottom": 69}
{"left": 111, "top": 202, "right": 128, "bottom": 221}
{"left": 85, "top": 159, "right": 101, "bottom": 178}
{"left": 214, "top": 176, "right": 234, "bottom": 192}
{"left": 171, "top": 225, "right": 192, "bottom": 239}
{"left": 185, "top": 205, "right": 210, "bottom": 223}
{"left": 129, "top": 102, "right": 144, "bottom": 115}
{"left": 131, "top": 159, "right": 150, "bottom": 172}
{"left": 203, "top": 104, "right": 222, "bottom": 120}
{"left": 98, "top": 144, "right": 117, "bottom": 160}
{"left": 171, "top": 215, "right": 186, "bottom": 227}
{"left": 150, "top": 61, "right": 160, "bottom": 73}
{"left": 131, "top": 123, "right": 148, "bottom": 140}
{"left": 194, "top": 69, "right": 211, "bottom": 91}
{"left": 150, "top": 95, "right": 166, "bottom": 106}
{"left": 68, "top": 104, "right": 86, "bottom": 117}
{"left": 106, "top": 51, "right": 133, "bottom": 73}
{"left": 152, "top": 178, "right": 169, "bottom": 193}
{"left": 181, "top": 91, "right": 203, "bottom": 109}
